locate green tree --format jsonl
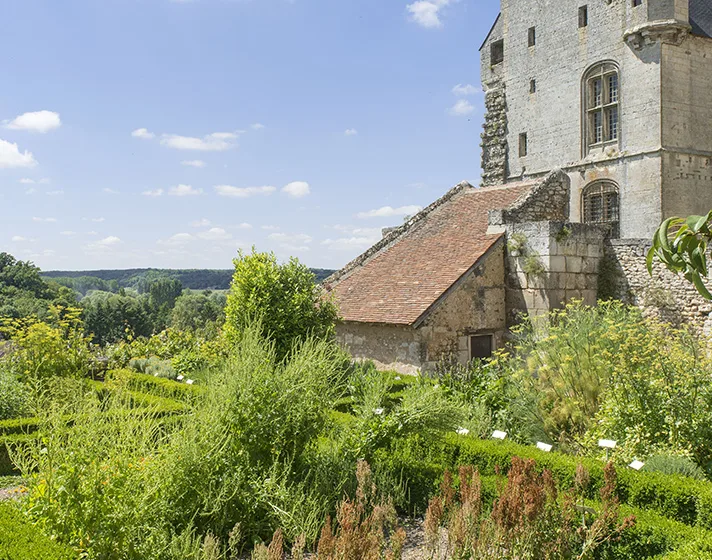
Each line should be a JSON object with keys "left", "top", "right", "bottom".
{"left": 224, "top": 249, "right": 339, "bottom": 358}
{"left": 171, "top": 290, "right": 226, "bottom": 332}
{"left": 149, "top": 277, "right": 183, "bottom": 309}
{"left": 81, "top": 291, "right": 154, "bottom": 345}
{"left": 0, "top": 253, "right": 77, "bottom": 319}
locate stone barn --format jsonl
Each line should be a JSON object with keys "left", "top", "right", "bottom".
{"left": 325, "top": 171, "right": 605, "bottom": 374}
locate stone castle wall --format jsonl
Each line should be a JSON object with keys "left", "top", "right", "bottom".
{"left": 601, "top": 239, "right": 712, "bottom": 334}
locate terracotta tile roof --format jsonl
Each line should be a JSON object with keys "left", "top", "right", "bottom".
{"left": 326, "top": 181, "right": 534, "bottom": 325}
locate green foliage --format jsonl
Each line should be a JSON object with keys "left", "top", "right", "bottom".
{"left": 0, "top": 369, "right": 29, "bottom": 421}
{"left": 14, "top": 324, "right": 350, "bottom": 558}
{"left": 522, "top": 253, "right": 546, "bottom": 277}
{"left": 432, "top": 434, "right": 712, "bottom": 530}
{"left": 149, "top": 277, "right": 183, "bottom": 311}
{"left": 107, "top": 369, "right": 199, "bottom": 401}
{"left": 454, "top": 301, "right": 712, "bottom": 473}
{"left": 107, "top": 328, "right": 228, "bottom": 379}
{"left": 336, "top": 366, "right": 465, "bottom": 463}
{"left": 171, "top": 290, "right": 226, "bottom": 333}
{"left": 0, "top": 307, "right": 94, "bottom": 381}
{"left": 648, "top": 212, "right": 712, "bottom": 299}
{"left": 0, "top": 502, "right": 77, "bottom": 560}
{"left": 42, "top": 267, "right": 336, "bottom": 292}
{"left": 0, "top": 253, "right": 76, "bottom": 320}
{"left": 642, "top": 455, "right": 708, "bottom": 481}
{"left": 81, "top": 290, "right": 154, "bottom": 345}
{"left": 224, "top": 249, "right": 339, "bottom": 359}
{"left": 129, "top": 356, "right": 177, "bottom": 380}
{"left": 507, "top": 232, "right": 528, "bottom": 254}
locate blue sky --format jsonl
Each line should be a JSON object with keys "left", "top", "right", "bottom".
{"left": 0, "top": 0, "right": 499, "bottom": 271}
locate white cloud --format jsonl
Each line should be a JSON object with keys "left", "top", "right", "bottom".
{"left": 191, "top": 218, "right": 211, "bottom": 228}
{"left": 97, "top": 236, "right": 121, "bottom": 246}
{"left": 83, "top": 217, "right": 105, "bottom": 223}
{"left": 356, "top": 205, "right": 422, "bottom": 219}
{"left": 215, "top": 185, "right": 276, "bottom": 198}
{"left": 132, "top": 128, "right": 155, "bottom": 140}
{"left": 32, "top": 217, "right": 57, "bottom": 223}
{"left": 159, "top": 233, "right": 195, "bottom": 246}
{"left": 103, "top": 188, "right": 119, "bottom": 194}
{"left": 11, "top": 235, "right": 28, "bottom": 242}
{"left": 452, "top": 83, "right": 480, "bottom": 96}
{"left": 322, "top": 236, "right": 380, "bottom": 251}
{"left": 168, "top": 184, "right": 203, "bottom": 197}
{"left": 344, "top": 129, "right": 358, "bottom": 136}
{"left": 197, "top": 227, "right": 232, "bottom": 241}
{"left": 261, "top": 225, "right": 279, "bottom": 231}
{"left": 0, "top": 139, "right": 37, "bottom": 168}
{"left": 143, "top": 188, "right": 164, "bottom": 197}
{"left": 181, "top": 159, "right": 206, "bottom": 168}
{"left": 269, "top": 232, "right": 313, "bottom": 253}
{"left": 86, "top": 236, "right": 122, "bottom": 252}
{"left": 281, "top": 181, "right": 311, "bottom": 199}
{"left": 60, "top": 231, "right": 76, "bottom": 236}
{"left": 235, "top": 222, "right": 253, "bottom": 230}
{"left": 46, "top": 190, "right": 64, "bottom": 196}
{"left": 448, "top": 99, "right": 475, "bottom": 116}
{"left": 25, "top": 188, "right": 36, "bottom": 195}
{"left": 161, "top": 132, "right": 238, "bottom": 152}
{"left": 21, "top": 177, "right": 51, "bottom": 185}
{"left": 251, "top": 123, "right": 265, "bottom": 130}
{"left": 5, "top": 110, "right": 61, "bottom": 133}
{"left": 268, "top": 232, "right": 313, "bottom": 244}
{"left": 407, "top": 0, "right": 452, "bottom": 29}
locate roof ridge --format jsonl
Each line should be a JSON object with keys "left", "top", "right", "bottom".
{"left": 324, "top": 180, "right": 474, "bottom": 289}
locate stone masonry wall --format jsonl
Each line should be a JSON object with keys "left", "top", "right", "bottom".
{"left": 480, "top": 80, "right": 508, "bottom": 187}
{"left": 504, "top": 221, "right": 607, "bottom": 324}
{"left": 335, "top": 323, "right": 422, "bottom": 376}
{"left": 419, "top": 242, "right": 507, "bottom": 369}
{"left": 602, "top": 239, "right": 712, "bottom": 333}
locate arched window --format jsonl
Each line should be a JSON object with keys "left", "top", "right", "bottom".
{"left": 582, "top": 62, "right": 620, "bottom": 154}
{"left": 582, "top": 181, "right": 620, "bottom": 237}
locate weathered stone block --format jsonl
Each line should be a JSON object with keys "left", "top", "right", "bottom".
{"left": 550, "top": 255, "right": 567, "bottom": 272}
{"left": 566, "top": 257, "right": 583, "bottom": 274}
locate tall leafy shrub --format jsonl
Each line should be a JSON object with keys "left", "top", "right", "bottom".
{"left": 15, "top": 323, "right": 346, "bottom": 558}
{"left": 224, "top": 250, "right": 339, "bottom": 359}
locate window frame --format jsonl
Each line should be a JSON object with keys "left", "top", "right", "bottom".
{"left": 581, "top": 180, "right": 620, "bottom": 238}
{"left": 579, "top": 5, "right": 588, "bottom": 28}
{"left": 582, "top": 61, "right": 621, "bottom": 156}
{"left": 528, "top": 26, "right": 536, "bottom": 47}
{"left": 491, "top": 39, "right": 504, "bottom": 66}
{"left": 469, "top": 334, "right": 494, "bottom": 361}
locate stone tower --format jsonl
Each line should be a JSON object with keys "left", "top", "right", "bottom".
{"left": 479, "top": 0, "right": 712, "bottom": 239}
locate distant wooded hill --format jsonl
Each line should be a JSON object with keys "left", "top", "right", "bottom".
{"left": 42, "top": 267, "right": 336, "bottom": 296}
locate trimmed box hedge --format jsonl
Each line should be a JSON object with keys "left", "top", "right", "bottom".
{"left": 107, "top": 368, "right": 200, "bottom": 401}
{"left": 0, "top": 502, "right": 77, "bottom": 560}
{"left": 438, "top": 434, "right": 712, "bottom": 530}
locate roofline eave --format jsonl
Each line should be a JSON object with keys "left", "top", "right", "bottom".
{"left": 479, "top": 13, "right": 501, "bottom": 51}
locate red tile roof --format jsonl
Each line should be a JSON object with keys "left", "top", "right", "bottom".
{"left": 326, "top": 181, "right": 534, "bottom": 325}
